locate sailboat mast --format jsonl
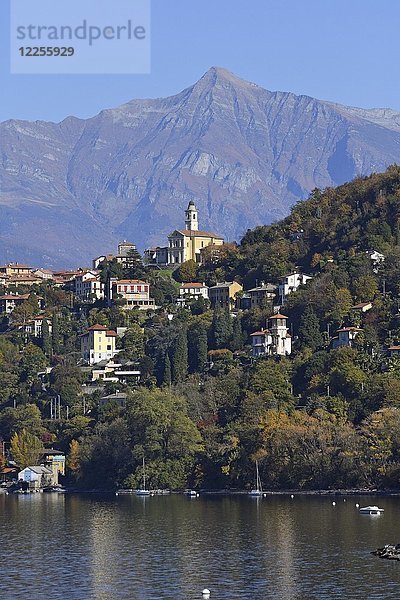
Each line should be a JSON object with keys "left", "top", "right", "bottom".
{"left": 143, "top": 456, "right": 146, "bottom": 490}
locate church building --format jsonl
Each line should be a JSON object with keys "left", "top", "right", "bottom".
{"left": 167, "top": 201, "right": 224, "bottom": 265}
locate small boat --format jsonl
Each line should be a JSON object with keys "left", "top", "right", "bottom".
{"left": 136, "top": 456, "right": 151, "bottom": 496}
{"left": 184, "top": 490, "right": 198, "bottom": 497}
{"left": 248, "top": 460, "right": 263, "bottom": 497}
{"left": 359, "top": 505, "right": 384, "bottom": 515}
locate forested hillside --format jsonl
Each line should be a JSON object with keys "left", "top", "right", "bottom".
{"left": 3, "top": 167, "right": 400, "bottom": 491}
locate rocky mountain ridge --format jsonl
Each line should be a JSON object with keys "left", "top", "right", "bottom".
{"left": 1, "top": 66, "right": 400, "bottom": 268}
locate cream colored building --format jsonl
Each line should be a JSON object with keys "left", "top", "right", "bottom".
{"left": 167, "top": 201, "right": 224, "bottom": 265}
{"left": 80, "top": 324, "right": 118, "bottom": 365}
{"left": 208, "top": 281, "right": 243, "bottom": 310}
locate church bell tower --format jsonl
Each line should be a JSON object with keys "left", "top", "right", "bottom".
{"left": 185, "top": 200, "right": 199, "bottom": 231}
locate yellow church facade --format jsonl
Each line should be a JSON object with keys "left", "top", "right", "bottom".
{"left": 167, "top": 201, "right": 224, "bottom": 265}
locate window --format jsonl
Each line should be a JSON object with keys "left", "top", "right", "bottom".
{"left": 107, "top": 345, "right": 111, "bottom": 350}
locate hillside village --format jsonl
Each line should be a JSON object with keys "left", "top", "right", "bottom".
{"left": 3, "top": 169, "right": 400, "bottom": 492}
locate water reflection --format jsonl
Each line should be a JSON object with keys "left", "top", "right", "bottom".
{"left": 1, "top": 494, "right": 400, "bottom": 599}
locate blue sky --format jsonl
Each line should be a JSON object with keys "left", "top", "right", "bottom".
{"left": 1, "top": 0, "right": 400, "bottom": 122}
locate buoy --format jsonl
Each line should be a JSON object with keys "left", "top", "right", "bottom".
{"left": 343, "top": 499, "right": 346, "bottom": 502}
{"left": 355, "top": 503, "right": 360, "bottom": 508}
{"left": 196, "top": 493, "right": 200, "bottom": 498}
{"left": 202, "top": 589, "right": 210, "bottom": 599}
{"left": 263, "top": 493, "right": 267, "bottom": 498}
{"left": 290, "top": 494, "right": 294, "bottom": 499}
{"left": 332, "top": 501, "right": 336, "bottom": 506}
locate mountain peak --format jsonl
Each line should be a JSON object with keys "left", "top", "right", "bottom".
{"left": 196, "top": 66, "right": 259, "bottom": 90}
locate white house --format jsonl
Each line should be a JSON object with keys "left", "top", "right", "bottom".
{"left": 332, "top": 327, "right": 363, "bottom": 349}
{"left": 250, "top": 313, "right": 292, "bottom": 357}
{"left": 22, "top": 315, "right": 52, "bottom": 338}
{"left": 177, "top": 282, "right": 209, "bottom": 306}
{"left": 278, "top": 272, "right": 312, "bottom": 304}
{"left": 18, "top": 466, "right": 54, "bottom": 490}
{"left": 74, "top": 272, "right": 104, "bottom": 303}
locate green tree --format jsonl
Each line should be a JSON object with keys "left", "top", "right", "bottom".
{"left": 171, "top": 327, "right": 188, "bottom": 383}
{"left": 120, "top": 324, "right": 145, "bottom": 360}
{"left": 41, "top": 317, "right": 52, "bottom": 357}
{"left": 52, "top": 312, "right": 62, "bottom": 354}
{"left": 173, "top": 260, "right": 198, "bottom": 283}
{"left": 188, "top": 322, "right": 208, "bottom": 373}
{"left": 211, "top": 307, "right": 233, "bottom": 350}
{"left": 10, "top": 429, "right": 43, "bottom": 468}
{"left": 163, "top": 353, "right": 172, "bottom": 386}
{"left": 298, "top": 305, "right": 324, "bottom": 351}
{"left": 231, "top": 315, "right": 244, "bottom": 351}
{"left": 19, "top": 343, "right": 47, "bottom": 386}
{"left": 126, "top": 389, "right": 203, "bottom": 488}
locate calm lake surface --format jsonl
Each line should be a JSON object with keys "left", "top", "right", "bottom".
{"left": 1, "top": 492, "right": 400, "bottom": 599}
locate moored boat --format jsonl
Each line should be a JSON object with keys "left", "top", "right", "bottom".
{"left": 359, "top": 505, "right": 384, "bottom": 515}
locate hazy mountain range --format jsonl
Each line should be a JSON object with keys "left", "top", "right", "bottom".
{"left": 1, "top": 66, "right": 400, "bottom": 268}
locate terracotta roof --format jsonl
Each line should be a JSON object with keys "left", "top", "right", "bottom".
{"left": 389, "top": 346, "right": 400, "bottom": 351}
{"left": 106, "top": 330, "right": 118, "bottom": 337}
{"left": 174, "top": 229, "right": 224, "bottom": 239}
{"left": 250, "top": 330, "right": 268, "bottom": 336}
{"left": 180, "top": 283, "right": 206, "bottom": 288}
{"left": 0, "top": 294, "right": 30, "bottom": 300}
{"left": 336, "top": 327, "right": 362, "bottom": 332}
{"left": 269, "top": 313, "right": 288, "bottom": 320}
{"left": 115, "top": 279, "right": 149, "bottom": 285}
{"left": 87, "top": 324, "right": 109, "bottom": 331}
{"left": 351, "top": 302, "right": 372, "bottom": 309}
{"left": 0, "top": 263, "right": 31, "bottom": 269}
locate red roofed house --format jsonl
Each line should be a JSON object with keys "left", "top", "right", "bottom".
{"left": 250, "top": 313, "right": 292, "bottom": 357}
{"left": 22, "top": 315, "right": 52, "bottom": 338}
{"left": 74, "top": 271, "right": 104, "bottom": 303}
{"left": 80, "top": 324, "right": 118, "bottom": 365}
{"left": 0, "top": 293, "right": 30, "bottom": 314}
{"left": 111, "top": 279, "right": 155, "bottom": 310}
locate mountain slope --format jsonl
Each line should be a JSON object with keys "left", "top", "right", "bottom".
{"left": 1, "top": 67, "right": 400, "bottom": 268}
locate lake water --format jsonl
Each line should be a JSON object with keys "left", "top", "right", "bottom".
{"left": 1, "top": 492, "right": 400, "bottom": 599}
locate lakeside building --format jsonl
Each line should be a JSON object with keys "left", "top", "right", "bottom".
{"left": 91, "top": 357, "right": 141, "bottom": 384}
{"left": 250, "top": 313, "right": 292, "bottom": 357}
{"left": 208, "top": 281, "right": 243, "bottom": 310}
{"left": 0, "top": 263, "right": 32, "bottom": 277}
{"left": 177, "top": 282, "right": 209, "bottom": 307}
{"left": 74, "top": 271, "right": 104, "bottom": 303}
{"left": 80, "top": 324, "right": 118, "bottom": 365}
{"left": 247, "top": 283, "right": 277, "bottom": 309}
{"left": 21, "top": 315, "right": 52, "bottom": 338}
{"left": 331, "top": 327, "right": 363, "bottom": 349}
{"left": 110, "top": 279, "right": 156, "bottom": 310}
{"left": 278, "top": 272, "right": 312, "bottom": 304}
{"left": 93, "top": 241, "right": 139, "bottom": 270}
{"left": 18, "top": 466, "right": 53, "bottom": 491}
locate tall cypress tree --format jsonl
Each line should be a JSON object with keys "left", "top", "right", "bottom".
{"left": 211, "top": 307, "right": 233, "bottom": 349}
{"left": 171, "top": 327, "right": 188, "bottom": 383}
{"left": 163, "top": 353, "right": 172, "bottom": 387}
{"left": 298, "top": 305, "right": 324, "bottom": 350}
{"left": 52, "top": 312, "right": 61, "bottom": 354}
{"left": 41, "top": 317, "right": 52, "bottom": 357}
{"left": 188, "top": 322, "right": 208, "bottom": 373}
{"left": 231, "top": 315, "right": 244, "bottom": 351}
